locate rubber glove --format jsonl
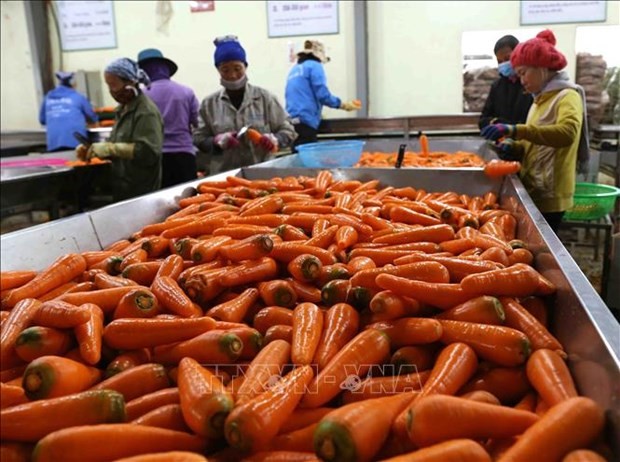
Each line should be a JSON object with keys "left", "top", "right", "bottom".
{"left": 258, "top": 133, "right": 279, "bottom": 153}
{"left": 87, "top": 142, "right": 135, "bottom": 160}
{"left": 491, "top": 139, "right": 520, "bottom": 161}
{"left": 481, "top": 123, "right": 515, "bottom": 141}
{"left": 76, "top": 144, "right": 89, "bottom": 161}
{"left": 214, "top": 132, "right": 240, "bottom": 150}
{"left": 340, "top": 100, "right": 361, "bottom": 112}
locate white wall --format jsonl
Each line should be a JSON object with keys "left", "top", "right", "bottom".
{"left": 1, "top": 1, "right": 41, "bottom": 130}
{"left": 53, "top": 0, "right": 356, "bottom": 118}
{"left": 367, "top": 0, "right": 620, "bottom": 117}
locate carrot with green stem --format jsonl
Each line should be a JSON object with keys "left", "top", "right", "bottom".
{"left": 152, "top": 330, "right": 243, "bottom": 365}
{"left": 0, "top": 389, "right": 126, "bottom": 442}
{"left": 31, "top": 424, "right": 206, "bottom": 462}
{"left": 235, "top": 339, "right": 291, "bottom": 405}
{"left": 314, "top": 393, "right": 417, "bottom": 462}
{"left": 14, "top": 326, "right": 72, "bottom": 363}
{"left": 113, "top": 288, "right": 160, "bottom": 319}
{"left": 151, "top": 276, "right": 202, "bottom": 318}
{"left": 219, "top": 234, "right": 274, "bottom": 262}
{"left": 291, "top": 303, "right": 324, "bottom": 366}
{"left": 58, "top": 286, "right": 142, "bottom": 314}
{"left": 207, "top": 288, "right": 259, "bottom": 323}
{"left": 435, "top": 295, "right": 505, "bottom": 325}
{"left": 225, "top": 326, "right": 264, "bottom": 360}
{"left": 321, "top": 279, "right": 351, "bottom": 306}
{"left": 301, "top": 329, "right": 391, "bottom": 409}
{"left": 103, "top": 316, "right": 216, "bottom": 350}
{"left": 287, "top": 254, "right": 322, "bottom": 282}
{"left": 105, "top": 348, "right": 151, "bottom": 377}
{"left": 225, "top": 365, "right": 315, "bottom": 453}
{"left": 525, "top": 348, "right": 577, "bottom": 406}
{"left": 22, "top": 355, "right": 102, "bottom": 400}
{"left": 257, "top": 280, "right": 297, "bottom": 308}
{"left": 460, "top": 263, "right": 542, "bottom": 297}
{"left": 91, "top": 363, "right": 170, "bottom": 402}
{"left": 497, "top": 397, "right": 604, "bottom": 462}
{"left": 177, "top": 357, "right": 233, "bottom": 438}
{"left": 217, "top": 257, "right": 279, "bottom": 288}
{"left": 289, "top": 278, "right": 323, "bottom": 304}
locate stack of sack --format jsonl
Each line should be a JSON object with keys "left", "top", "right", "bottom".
{"left": 463, "top": 67, "right": 499, "bottom": 112}
{"left": 576, "top": 53, "right": 608, "bottom": 124}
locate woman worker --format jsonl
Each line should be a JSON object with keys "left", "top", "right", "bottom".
{"left": 478, "top": 35, "right": 532, "bottom": 130}
{"left": 481, "top": 30, "right": 589, "bottom": 232}
{"left": 285, "top": 39, "right": 360, "bottom": 149}
{"left": 77, "top": 58, "right": 164, "bottom": 202}
{"left": 193, "top": 35, "right": 296, "bottom": 174}
{"left": 39, "top": 71, "right": 98, "bottom": 152}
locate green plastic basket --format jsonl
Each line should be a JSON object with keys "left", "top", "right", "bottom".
{"left": 564, "top": 183, "right": 620, "bottom": 220}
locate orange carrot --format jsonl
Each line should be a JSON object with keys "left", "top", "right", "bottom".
{"left": 435, "top": 295, "right": 505, "bottom": 325}
{"left": 22, "top": 355, "right": 101, "bottom": 400}
{"left": 122, "top": 261, "right": 163, "bottom": 286}
{"left": 379, "top": 439, "right": 492, "bottom": 462}
{"left": 91, "top": 363, "right": 170, "bottom": 402}
{"left": 291, "top": 303, "right": 324, "bottom": 366}
{"left": 312, "top": 303, "right": 359, "bottom": 371}
{"left": 253, "top": 306, "right": 294, "bottom": 335}
{"left": 367, "top": 317, "right": 443, "bottom": 347}
{"left": 376, "top": 274, "right": 471, "bottom": 310}
{"left": 14, "top": 326, "right": 72, "bottom": 363}
{"left": 113, "top": 288, "right": 160, "bottom": 319}
{"left": 288, "top": 279, "right": 322, "bottom": 304}
{"left": 562, "top": 450, "right": 607, "bottom": 462}
{"left": 151, "top": 276, "right": 202, "bottom": 318}
{"left": 460, "top": 263, "right": 542, "bottom": 297}
{"left": 225, "top": 365, "right": 315, "bottom": 452}
{"left": 219, "top": 234, "right": 274, "bottom": 262}
{"left": 58, "top": 286, "right": 140, "bottom": 314}
{"left": 484, "top": 159, "right": 520, "bottom": 178}
{"left": 152, "top": 330, "right": 243, "bottom": 365}
{"left": 460, "top": 366, "right": 531, "bottom": 405}
{"left": 217, "top": 257, "right": 279, "bottom": 288}
{"left": 497, "top": 397, "right": 604, "bottom": 462}
{"left": 372, "top": 224, "right": 455, "bottom": 245}
{"left": 270, "top": 242, "right": 337, "bottom": 266}
{"left": 207, "top": 288, "right": 259, "bottom": 323}
{"left": 390, "top": 345, "right": 437, "bottom": 375}
{"left": 74, "top": 303, "right": 104, "bottom": 365}
{"left": 0, "top": 382, "right": 27, "bottom": 408}
{"left": 287, "top": 254, "right": 322, "bottom": 282}
{"left": 264, "top": 325, "right": 293, "bottom": 345}
{"left": 125, "top": 388, "right": 180, "bottom": 421}
{"left": 341, "top": 372, "right": 429, "bottom": 404}
{"left": 103, "top": 316, "right": 216, "bottom": 350}
{"left": 0, "top": 271, "right": 37, "bottom": 291}
{"left": 32, "top": 300, "right": 91, "bottom": 329}
{"left": 131, "top": 403, "right": 190, "bottom": 433}
{"left": 525, "top": 349, "right": 577, "bottom": 407}
{"left": 0, "top": 389, "right": 125, "bottom": 442}
{"left": 1, "top": 298, "right": 42, "bottom": 364}
{"left": 105, "top": 349, "right": 151, "bottom": 377}
{"left": 259, "top": 280, "right": 298, "bottom": 308}
{"left": 178, "top": 357, "right": 233, "bottom": 438}
{"left": 350, "top": 261, "right": 450, "bottom": 291}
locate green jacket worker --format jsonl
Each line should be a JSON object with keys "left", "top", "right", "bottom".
{"left": 481, "top": 30, "right": 588, "bottom": 232}
{"left": 193, "top": 35, "right": 296, "bottom": 174}
{"left": 77, "top": 58, "right": 164, "bottom": 202}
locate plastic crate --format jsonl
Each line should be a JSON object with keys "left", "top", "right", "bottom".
{"left": 564, "top": 183, "right": 620, "bottom": 221}
{"left": 297, "top": 140, "right": 365, "bottom": 168}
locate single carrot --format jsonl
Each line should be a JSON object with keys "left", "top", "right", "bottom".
{"left": 367, "top": 317, "right": 443, "bottom": 347}
{"left": 274, "top": 224, "right": 309, "bottom": 242}
{"left": 190, "top": 236, "right": 232, "bottom": 263}
{"left": 58, "top": 286, "right": 140, "bottom": 314}
{"left": 0, "top": 382, "right": 28, "bottom": 408}
{"left": 350, "top": 261, "right": 450, "bottom": 290}
{"left": 31, "top": 424, "right": 205, "bottom": 462}
{"left": 151, "top": 276, "right": 202, "bottom": 318}
{"left": 270, "top": 242, "right": 337, "bottom": 266}
{"left": 113, "top": 288, "right": 160, "bottom": 319}
{"left": 234, "top": 339, "right": 291, "bottom": 405}
{"left": 484, "top": 159, "right": 520, "bottom": 178}
{"left": 380, "top": 439, "right": 492, "bottom": 462}
{"left": 105, "top": 348, "right": 152, "bottom": 377}
{"left": 217, "top": 257, "right": 279, "bottom": 288}
{"left": 305, "top": 225, "right": 339, "bottom": 248}
{"left": 408, "top": 394, "right": 538, "bottom": 447}
{"left": 32, "top": 299, "right": 90, "bottom": 329}
{"left": 177, "top": 357, "right": 233, "bottom": 438}
{"left": 225, "top": 326, "right": 264, "bottom": 360}
{"left": 74, "top": 303, "right": 104, "bottom": 365}
{"left": 264, "top": 325, "right": 293, "bottom": 345}
{"left": 131, "top": 403, "right": 191, "bottom": 433}
{"left": 312, "top": 303, "right": 359, "bottom": 371}
{"left": 346, "top": 256, "right": 376, "bottom": 274}
{"left": 103, "top": 316, "right": 216, "bottom": 350}
{"left": 287, "top": 254, "right": 323, "bottom": 282}
{"left": 460, "top": 366, "right": 531, "bottom": 405}
{"left": 389, "top": 205, "right": 443, "bottom": 227}
{"left": 0, "top": 389, "right": 125, "bottom": 442}
{"left": 439, "top": 319, "right": 531, "bottom": 366}
{"left": 525, "top": 348, "right": 577, "bottom": 407}
{"left": 1, "top": 254, "right": 86, "bottom": 309}
{"left": 14, "top": 326, "right": 72, "bottom": 363}
{"left": 125, "top": 388, "right": 180, "bottom": 421}
{"left": 153, "top": 254, "right": 185, "bottom": 281}
{"left": 269, "top": 422, "right": 317, "bottom": 452}
{"left": 93, "top": 272, "right": 138, "bottom": 290}
{"left": 121, "top": 261, "right": 163, "bottom": 286}
{"left": 341, "top": 372, "right": 429, "bottom": 404}
{"left": 141, "top": 236, "right": 171, "bottom": 258}
{"left": 500, "top": 297, "right": 564, "bottom": 354}
{"left": 37, "top": 281, "right": 93, "bottom": 303}
{"left": 219, "top": 234, "right": 274, "bottom": 262}
{"left": 507, "top": 247, "right": 534, "bottom": 265}
{"left": 0, "top": 271, "right": 37, "bottom": 291}
{"left": 21, "top": 355, "right": 101, "bottom": 400}
{"left": 152, "top": 330, "right": 243, "bottom": 365}
{"left": 257, "top": 280, "right": 296, "bottom": 308}
{"left": 314, "top": 393, "right": 416, "bottom": 462}
{"left": 497, "top": 397, "right": 604, "bottom": 462}
{"left": 91, "top": 363, "right": 170, "bottom": 402}
{"left": 225, "top": 365, "right": 315, "bottom": 452}
{"left": 288, "top": 278, "right": 323, "bottom": 304}
{"left": 207, "top": 288, "right": 259, "bottom": 323}
{"left": 372, "top": 224, "right": 455, "bottom": 246}
{"left": 435, "top": 295, "right": 505, "bottom": 325}
{"left": 376, "top": 274, "right": 471, "bottom": 310}
{"left": 368, "top": 291, "right": 420, "bottom": 321}
{"left": 291, "top": 303, "right": 324, "bottom": 366}
{"left": 393, "top": 252, "right": 500, "bottom": 283}
{"left": 0, "top": 298, "right": 42, "bottom": 365}
{"left": 119, "top": 249, "right": 149, "bottom": 273}
{"left": 183, "top": 267, "right": 228, "bottom": 304}
{"left": 390, "top": 345, "right": 437, "bottom": 374}
{"left": 561, "top": 450, "right": 607, "bottom": 462}
{"left": 301, "top": 329, "right": 391, "bottom": 409}
{"left": 253, "top": 306, "right": 294, "bottom": 335}
{"left": 321, "top": 279, "right": 351, "bottom": 306}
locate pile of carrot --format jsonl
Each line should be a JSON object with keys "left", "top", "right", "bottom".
{"left": 0, "top": 170, "right": 610, "bottom": 462}
{"left": 355, "top": 151, "right": 486, "bottom": 168}
{"left": 65, "top": 158, "right": 110, "bottom": 167}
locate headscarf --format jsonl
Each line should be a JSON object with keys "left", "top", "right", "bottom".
{"left": 55, "top": 71, "right": 74, "bottom": 87}
{"left": 105, "top": 58, "right": 151, "bottom": 87}
{"left": 510, "top": 30, "right": 567, "bottom": 71}
{"left": 213, "top": 36, "right": 247, "bottom": 67}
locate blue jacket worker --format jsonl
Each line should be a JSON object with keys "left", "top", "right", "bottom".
{"left": 285, "top": 40, "right": 360, "bottom": 149}
{"left": 39, "top": 71, "right": 98, "bottom": 152}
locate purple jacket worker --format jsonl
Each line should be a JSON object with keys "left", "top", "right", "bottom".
{"left": 138, "top": 48, "right": 200, "bottom": 188}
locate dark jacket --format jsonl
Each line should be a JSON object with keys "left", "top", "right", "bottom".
{"left": 109, "top": 93, "right": 163, "bottom": 201}
{"left": 479, "top": 77, "right": 533, "bottom": 129}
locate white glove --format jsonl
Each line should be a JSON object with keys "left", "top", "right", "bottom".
{"left": 214, "top": 132, "right": 240, "bottom": 150}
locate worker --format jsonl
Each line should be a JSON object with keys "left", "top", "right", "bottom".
{"left": 478, "top": 35, "right": 533, "bottom": 130}
{"left": 138, "top": 48, "right": 200, "bottom": 188}
{"left": 285, "top": 39, "right": 360, "bottom": 149}
{"left": 39, "top": 71, "right": 98, "bottom": 152}
{"left": 193, "top": 35, "right": 296, "bottom": 174}
{"left": 481, "top": 30, "right": 589, "bottom": 232}
{"left": 77, "top": 58, "right": 164, "bottom": 202}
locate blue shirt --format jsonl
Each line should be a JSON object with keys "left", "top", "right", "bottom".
{"left": 285, "top": 60, "right": 341, "bottom": 130}
{"left": 39, "top": 85, "right": 98, "bottom": 151}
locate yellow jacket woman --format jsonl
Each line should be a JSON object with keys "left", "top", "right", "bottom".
{"left": 480, "top": 30, "right": 588, "bottom": 232}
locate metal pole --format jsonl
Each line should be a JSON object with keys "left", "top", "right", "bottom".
{"left": 353, "top": 0, "right": 369, "bottom": 118}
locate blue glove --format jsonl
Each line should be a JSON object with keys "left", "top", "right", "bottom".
{"left": 481, "top": 123, "right": 515, "bottom": 141}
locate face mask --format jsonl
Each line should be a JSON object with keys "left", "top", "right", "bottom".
{"left": 498, "top": 61, "right": 514, "bottom": 78}
{"left": 220, "top": 75, "right": 247, "bottom": 91}
{"left": 110, "top": 85, "right": 138, "bottom": 104}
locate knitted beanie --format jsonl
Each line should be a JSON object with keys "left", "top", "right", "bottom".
{"left": 510, "top": 29, "right": 567, "bottom": 71}
{"left": 214, "top": 36, "right": 247, "bottom": 67}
